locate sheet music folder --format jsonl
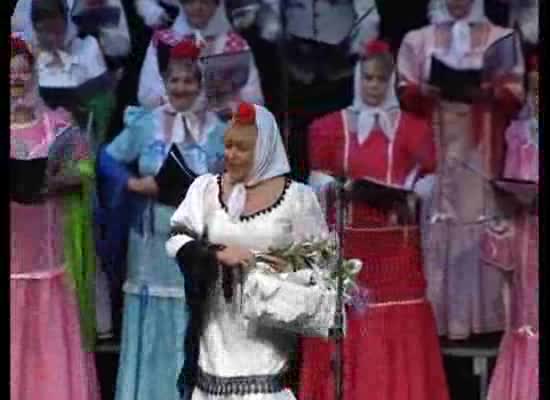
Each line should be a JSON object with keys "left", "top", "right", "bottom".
{"left": 429, "top": 57, "right": 482, "bottom": 103}
{"left": 491, "top": 178, "right": 538, "bottom": 205}
{"left": 346, "top": 177, "right": 416, "bottom": 206}
{"left": 10, "top": 158, "right": 48, "bottom": 204}
{"left": 10, "top": 127, "right": 82, "bottom": 204}
{"left": 154, "top": 144, "right": 198, "bottom": 208}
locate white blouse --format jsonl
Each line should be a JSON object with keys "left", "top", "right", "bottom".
{"left": 12, "top": 0, "right": 130, "bottom": 59}
{"left": 167, "top": 174, "right": 328, "bottom": 398}
{"left": 37, "top": 36, "right": 107, "bottom": 88}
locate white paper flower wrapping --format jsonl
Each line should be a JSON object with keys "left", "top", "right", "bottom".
{"left": 242, "top": 265, "right": 341, "bottom": 338}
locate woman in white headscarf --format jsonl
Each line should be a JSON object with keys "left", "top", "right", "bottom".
{"left": 10, "top": 33, "right": 101, "bottom": 400}
{"left": 98, "top": 39, "right": 226, "bottom": 400}
{"left": 138, "top": 0, "right": 264, "bottom": 115}
{"left": 166, "top": 102, "right": 328, "bottom": 400}
{"left": 299, "top": 39, "right": 449, "bottom": 400}
{"left": 29, "top": 0, "right": 118, "bottom": 151}
{"left": 397, "top": 0, "right": 525, "bottom": 340}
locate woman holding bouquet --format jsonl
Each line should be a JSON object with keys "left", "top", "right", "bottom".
{"left": 10, "top": 34, "right": 100, "bottom": 400}
{"left": 299, "top": 39, "right": 450, "bottom": 400}
{"left": 166, "top": 102, "right": 329, "bottom": 399}
{"left": 97, "top": 39, "right": 226, "bottom": 400}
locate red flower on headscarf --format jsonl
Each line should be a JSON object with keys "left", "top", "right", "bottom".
{"left": 10, "top": 34, "right": 33, "bottom": 64}
{"left": 364, "top": 39, "right": 391, "bottom": 57}
{"left": 528, "top": 53, "right": 538, "bottom": 72}
{"left": 170, "top": 39, "right": 201, "bottom": 61}
{"left": 233, "top": 102, "right": 256, "bottom": 125}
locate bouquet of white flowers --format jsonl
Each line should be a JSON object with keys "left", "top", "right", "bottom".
{"left": 241, "top": 233, "right": 362, "bottom": 338}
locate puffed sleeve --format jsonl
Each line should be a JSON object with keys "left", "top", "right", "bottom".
{"left": 308, "top": 113, "right": 345, "bottom": 176}
{"left": 404, "top": 114, "right": 437, "bottom": 176}
{"left": 138, "top": 37, "right": 167, "bottom": 108}
{"left": 105, "top": 107, "right": 150, "bottom": 163}
{"left": 76, "top": 36, "right": 107, "bottom": 81}
{"left": 291, "top": 183, "right": 329, "bottom": 245}
{"left": 166, "top": 174, "right": 216, "bottom": 258}
{"left": 397, "top": 29, "right": 435, "bottom": 117}
{"left": 166, "top": 173, "right": 219, "bottom": 394}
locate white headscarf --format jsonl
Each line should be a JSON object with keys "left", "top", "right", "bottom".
{"left": 351, "top": 58, "right": 400, "bottom": 145}
{"left": 428, "top": 0, "right": 488, "bottom": 68}
{"left": 226, "top": 105, "right": 291, "bottom": 221}
{"left": 161, "top": 60, "right": 207, "bottom": 145}
{"left": 172, "top": 1, "right": 232, "bottom": 41}
{"left": 25, "top": 0, "right": 80, "bottom": 48}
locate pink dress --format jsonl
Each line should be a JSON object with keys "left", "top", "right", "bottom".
{"left": 482, "top": 118, "right": 538, "bottom": 400}
{"left": 10, "top": 111, "right": 101, "bottom": 400}
{"left": 300, "top": 110, "right": 449, "bottom": 400}
{"left": 397, "top": 22, "right": 525, "bottom": 338}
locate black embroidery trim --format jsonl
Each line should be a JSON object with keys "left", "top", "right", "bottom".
{"left": 216, "top": 174, "right": 292, "bottom": 222}
{"left": 196, "top": 369, "right": 285, "bottom": 395}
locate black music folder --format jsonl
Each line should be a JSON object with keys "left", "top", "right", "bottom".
{"left": 154, "top": 144, "right": 198, "bottom": 208}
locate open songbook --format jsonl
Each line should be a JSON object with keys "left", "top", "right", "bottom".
{"left": 10, "top": 126, "right": 83, "bottom": 204}
{"left": 343, "top": 177, "right": 419, "bottom": 225}
{"left": 154, "top": 144, "right": 199, "bottom": 208}
{"left": 429, "top": 32, "right": 518, "bottom": 103}
{"left": 345, "top": 177, "right": 416, "bottom": 204}
{"left": 429, "top": 57, "right": 481, "bottom": 103}
{"left": 491, "top": 178, "right": 538, "bottom": 206}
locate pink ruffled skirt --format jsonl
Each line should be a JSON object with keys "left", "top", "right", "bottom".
{"left": 488, "top": 329, "right": 538, "bottom": 400}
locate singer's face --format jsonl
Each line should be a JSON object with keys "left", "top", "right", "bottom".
{"left": 10, "top": 55, "right": 33, "bottom": 102}
{"left": 224, "top": 125, "right": 257, "bottom": 183}
{"left": 165, "top": 62, "right": 201, "bottom": 112}
{"left": 181, "top": 0, "right": 218, "bottom": 29}
{"left": 360, "top": 60, "right": 391, "bottom": 107}
{"left": 34, "top": 14, "right": 67, "bottom": 51}
{"left": 446, "top": 0, "right": 474, "bottom": 19}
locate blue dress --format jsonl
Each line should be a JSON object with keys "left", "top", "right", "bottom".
{"left": 101, "top": 106, "right": 225, "bottom": 400}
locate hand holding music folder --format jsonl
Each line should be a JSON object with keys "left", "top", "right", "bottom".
{"left": 10, "top": 157, "right": 48, "bottom": 204}
{"left": 344, "top": 177, "right": 419, "bottom": 225}
{"left": 154, "top": 144, "right": 198, "bottom": 208}
{"left": 10, "top": 127, "right": 83, "bottom": 204}
{"left": 491, "top": 178, "right": 538, "bottom": 208}
{"left": 429, "top": 57, "right": 482, "bottom": 103}
{"left": 482, "top": 33, "right": 517, "bottom": 81}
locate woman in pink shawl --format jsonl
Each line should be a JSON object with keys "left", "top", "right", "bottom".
{"left": 397, "top": 0, "right": 525, "bottom": 339}
{"left": 10, "top": 34, "right": 100, "bottom": 400}
{"left": 481, "top": 52, "right": 539, "bottom": 400}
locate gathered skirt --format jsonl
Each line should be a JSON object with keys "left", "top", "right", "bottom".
{"left": 115, "top": 290, "right": 189, "bottom": 400}
{"left": 299, "top": 301, "right": 450, "bottom": 400}
{"left": 10, "top": 271, "right": 101, "bottom": 400}
{"left": 487, "top": 330, "right": 538, "bottom": 400}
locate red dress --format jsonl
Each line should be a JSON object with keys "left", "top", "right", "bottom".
{"left": 299, "top": 109, "right": 450, "bottom": 400}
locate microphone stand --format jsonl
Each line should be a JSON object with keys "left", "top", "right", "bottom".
{"left": 331, "top": 176, "right": 347, "bottom": 400}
